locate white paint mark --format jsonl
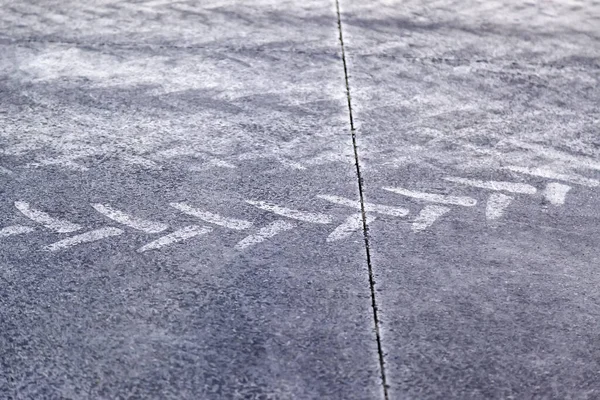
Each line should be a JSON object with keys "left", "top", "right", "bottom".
{"left": 120, "top": 154, "right": 162, "bottom": 170}
{"left": 245, "top": 200, "right": 334, "bottom": 224}
{"left": 505, "top": 139, "right": 600, "bottom": 171}
{"left": 92, "top": 204, "right": 168, "bottom": 233}
{"left": 170, "top": 202, "right": 253, "bottom": 230}
{"left": 444, "top": 177, "right": 537, "bottom": 194}
{"left": 15, "top": 201, "right": 81, "bottom": 233}
{"left": 45, "top": 227, "right": 123, "bottom": 251}
{"left": 235, "top": 221, "right": 296, "bottom": 250}
{"left": 486, "top": 193, "right": 513, "bottom": 220}
{"left": 26, "top": 157, "right": 88, "bottom": 171}
{"left": 543, "top": 183, "right": 572, "bottom": 206}
{"left": 326, "top": 213, "right": 375, "bottom": 242}
{"left": 317, "top": 195, "right": 409, "bottom": 217}
{"left": 505, "top": 166, "right": 600, "bottom": 188}
{"left": 382, "top": 187, "right": 477, "bottom": 207}
{"left": 412, "top": 205, "right": 451, "bottom": 231}
{"left": 137, "top": 225, "right": 212, "bottom": 253}
{"left": 0, "top": 225, "right": 34, "bottom": 238}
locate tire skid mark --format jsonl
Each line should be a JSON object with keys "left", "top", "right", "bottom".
{"left": 45, "top": 227, "right": 124, "bottom": 251}
{"left": 327, "top": 213, "right": 373, "bottom": 242}
{"left": 15, "top": 201, "right": 82, "bottom": 233}
{"left": 505, "top": 166, "right": 600, "bottom": 188}
{"left": 0, "top": 225, "right": 34, "bottom": 238}
{"left": 317, "top": 194, "right": 409, "bottom": 217}
{"left": 412, "top": 205, "right": 450, "bottom": 232}
{"left": 246, "top": 200, "right": 334, "bottom": 224}
{"left": 486, "top": 193, "right": 514, "bottom": 220}
{"left": 170, "top": 202, "right": 253, "bottom": 230}
{"left": 235, "top": 220, "right": 296, "bottom": 250}
{"left": 444, "top": 177, "right": 537, "bottom": 195}
{"left": 138, "top": 225, "right": 212, "bottom": 253}
{"left": 92, "top": 203, "right": 169, "bottom": 233}
{"left": 382, "top": 187, "right": 477, "bottom": 207}
{"left": 543, "top": 183, "right": 572, "bottom": 206}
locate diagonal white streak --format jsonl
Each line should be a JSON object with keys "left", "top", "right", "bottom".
{"left": 246, "top": 200, "right": 334, "bottom": 224}
{"left": 15, "top": 201, "right": 81, "bottom": 233}
{"left": 412, "top": 205, "right": 451, "bottom": 231}
{"left": 0, "top": 225, "right": 35, "bottom": 238}
{"left": 326, "top": 213, "right": 376, "bottom": 242}
{"left": 235, "top": 221, "right": 296, "bottom": 250}
{"left": 137, "top": 226, "right": 212, "bottom": 253}
{"left": 543, "top": 183, "right": 571, "bottom": 206}
{"left": 170, "top": 202, "right": 252, "bottom": 230}
{"left": 485, "top": 193, "right": 513, "bottom": 220}
{"left": 505, "top": 166, "right": 599, "bottom": 188}
{"left": 383, "top": 187, "right": 476, "bottom": 207}
{"left": 317, "top": 195, "right": 408, "bottom": 217}
{"left": 445, "top": 177, "right": 536, "bottom": 194}
{"left": 45, "top": 227, "right": 123, "bottom": 251}
{"left": 92, "top": 203, "right": 168, "bottom": 233}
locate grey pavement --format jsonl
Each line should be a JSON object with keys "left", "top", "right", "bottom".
{"left": 1, "top": 1, "right": 599, "bottom": 399}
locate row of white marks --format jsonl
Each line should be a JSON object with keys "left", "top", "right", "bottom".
{"left": 0, "top": 195, "right": 407, "bottom": 253}
{"left": 1, "top": 164, "right": 597, "bottom": 251}
{"left": 383, "top": 164, "right": 599, "bottom": 231}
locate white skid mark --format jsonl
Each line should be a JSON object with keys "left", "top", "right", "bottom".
{"left": 245, "top": 200, "right": 334, "bottom": 224}
{"left": 137, "top": 226, "right": 212, "bottom": 253}
{"left": 412, "top": 205, "right": 451, "bottom": 231}
{"left": 27, "top": 158, "right": 88, "bottom": 171}
{"left": 0, "top": 225, "right": 34, "bottom": 238}
{"left": 505, "top": 166, "right": 600, "bottom": 188}
{"left": 382, "top": 187, "right": 477, "bottom": 207}
{"left": 170, "top": 202, "right": 253, "bottom": 230}
{"left": 45, "top": 227, "right": 123, "bottom": 251}
{"left": 444, "top": 177, "right": 537, "bottom": 194}
{"left": 317, "top": 195, "right": 409, "bottom": 217}
{"left": 120, "top": 155, "right": 162, "bottom": 170}
{"left": 486, "top": 193, "right": 513, "bottom": 220}
{"left": 505, "top": 139, "right": 600, "bottom": 171}
{"left": 326, "top": 213, "right": 374, "bottom": 242}
{"left": 92, "top": 204, "right": 168, "bottom": 233}
{"left": 543, "top": 183, "right": 572, "bottom": 206}
{"left": 235, "top": 221, "right": 296, "bottom": 250}
{"left": 0, "top": 165, "right": 13, "bottom": 175}
{"left": 15, "top": 201, "right": 81, "bottom": 233}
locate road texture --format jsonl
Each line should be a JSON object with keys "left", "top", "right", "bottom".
{"left": 1, "top": 0, "right": 599, "bottom": 399}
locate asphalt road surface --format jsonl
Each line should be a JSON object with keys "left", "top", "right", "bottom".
{"left": 1, "top": 1, "right": 599, "bottom": 399}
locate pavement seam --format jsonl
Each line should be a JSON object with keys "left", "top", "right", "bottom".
{"left": 335, "top": 2, "right": 389, "bottom": 399}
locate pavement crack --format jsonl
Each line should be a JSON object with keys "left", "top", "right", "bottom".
{"left": 335, "top": 2, "right": 389, "bottom": 399}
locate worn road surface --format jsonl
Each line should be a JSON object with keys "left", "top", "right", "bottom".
{"left": 1, "top": 1, "right": 599, "bottom": 399}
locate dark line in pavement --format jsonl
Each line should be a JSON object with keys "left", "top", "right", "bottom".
{"left": 335, "top": 2, "right": 389, "bottom": 399}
